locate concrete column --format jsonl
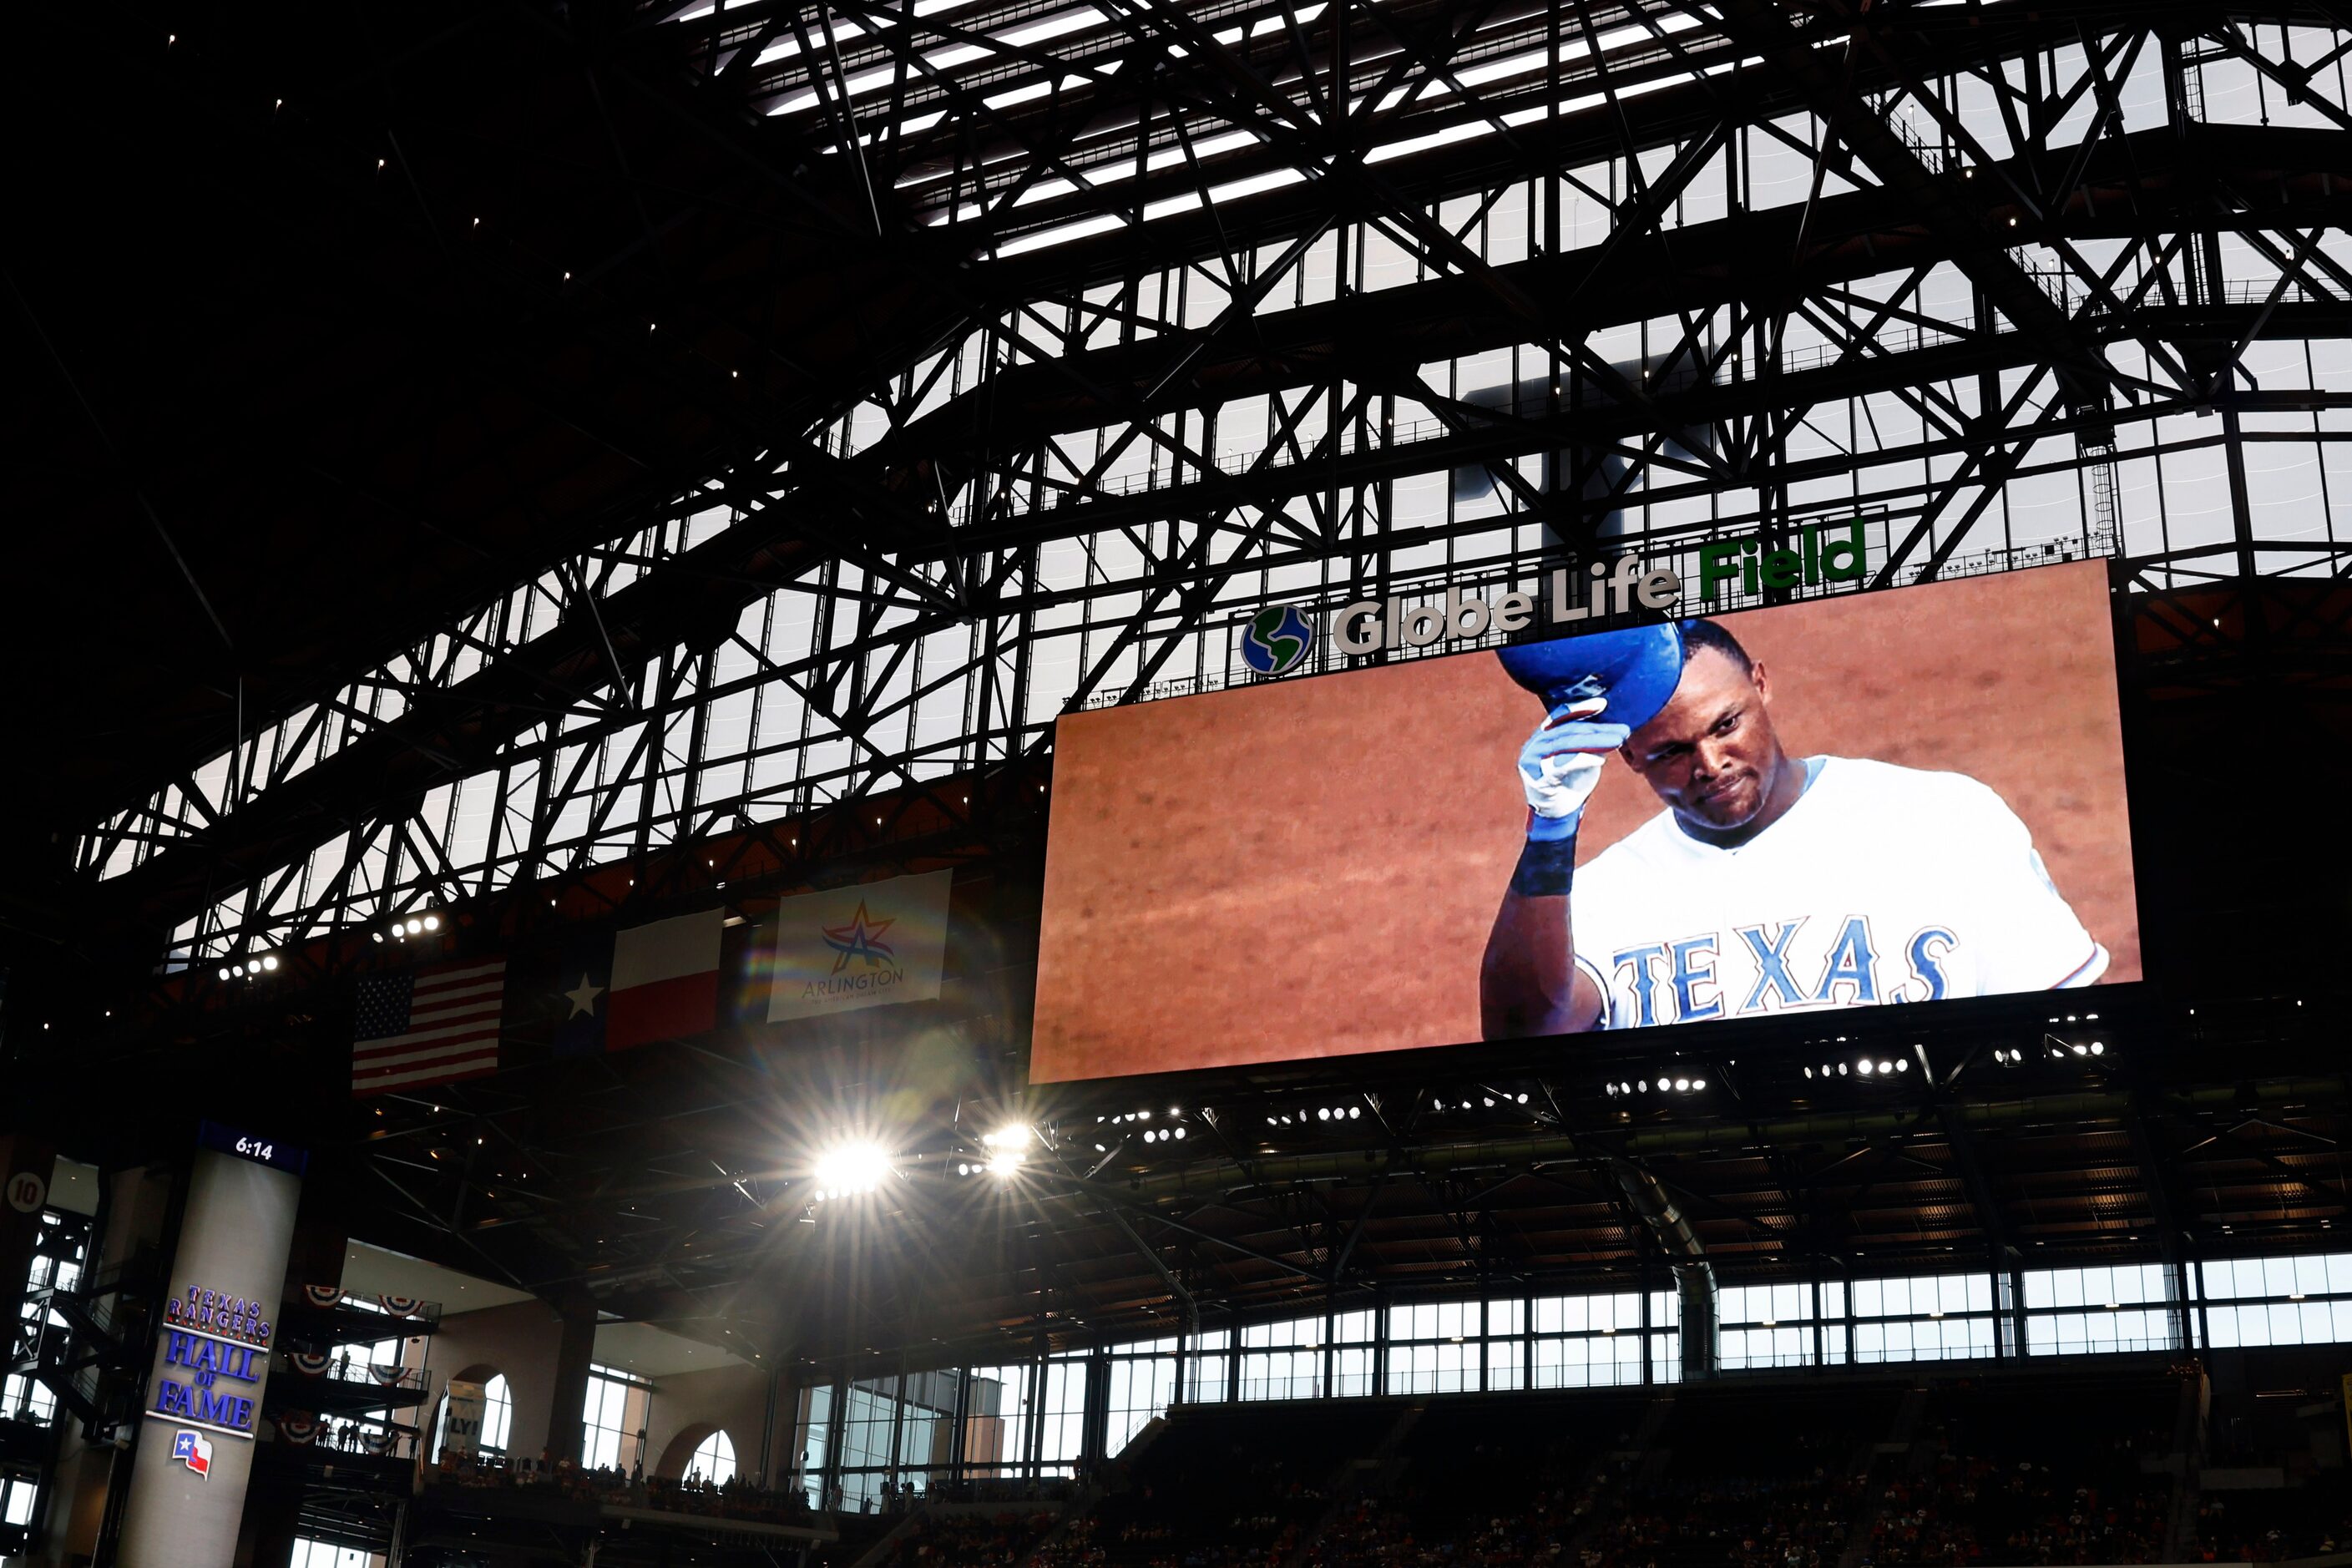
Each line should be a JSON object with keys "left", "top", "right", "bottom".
{"left": 544, "top": 1293, "right": 599, "bottom": 1466}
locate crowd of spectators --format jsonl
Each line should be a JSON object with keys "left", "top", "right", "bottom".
{"left": 1863, "top": 1455, "right": 2170, "bottom": 1566}
{"left": 412, "top": 1365, "right": 2351, "bottom": 1568}
{"left": 2190, "top": 1493, "right": 2352, "bottom": 1564}
{"left": 884, "top": 1510, "right": 1065, "bottom": 1568}
{"left": 1583, "top": 1430, "right": 1873, "bottom": 1568}
{"left": 1855, "top": 1378, "right": 2178, "bottom": 1567}
{"left": 428, "top": 1452, "right": 818, "bottom": 1527}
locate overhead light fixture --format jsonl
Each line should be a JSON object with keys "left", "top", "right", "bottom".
{"left": 811, "top": 1141, "right": 892, "bottom": 1201}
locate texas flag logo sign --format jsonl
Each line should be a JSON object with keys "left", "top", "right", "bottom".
{"left": 171, "top": 1429, "right": 213, "bottom": 1478}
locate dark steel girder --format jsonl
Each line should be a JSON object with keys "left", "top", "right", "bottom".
{"left": 67, "top": 100, "right": 2352, "bottom": 956}
{"left": 885, "top": 124, "right": 2352, "bottom": 463}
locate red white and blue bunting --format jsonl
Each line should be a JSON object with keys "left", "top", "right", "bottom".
{"left": 302, "top": 1285, "right": 346, "bottom": 1310}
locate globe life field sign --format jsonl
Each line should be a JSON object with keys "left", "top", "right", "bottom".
{"left": 1236, "top": 521, "right": 1868, "bottom": 671}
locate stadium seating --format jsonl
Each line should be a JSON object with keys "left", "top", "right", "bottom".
{"left": 857, "top": 1357, "right": 2352, "bottom": 1568}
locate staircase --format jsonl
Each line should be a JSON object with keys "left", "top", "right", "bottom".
{"left": 1836, "top": 1382, "right": 1930, "bottom": 1568}
{"left": 1298, "top": 1402, "right": 1424, "bottom": 1547}
{"left": 2162, "top": 1367, "right": 2210, "bottom": 1561}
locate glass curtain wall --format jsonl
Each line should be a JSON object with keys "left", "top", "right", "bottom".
{"left": 1104, "top": 1340, "right": 1177, "bottom": 1456}
{"left": 788, "top": 1253, "right": 2352, "bottom": 1510}
{"left": 582, "top": 1365, "right": 652, "bottom": 1472}
{"left": 1530, "top": 1291, "right": 1649, "bottom": 1388}
{"left": 1239, "top": 1315, "right": 1325, "bottom": 1401}
{"left": 964, "top": 1363, "right": 1034, "bottom": 1479}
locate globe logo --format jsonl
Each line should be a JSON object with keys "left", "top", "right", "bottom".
{"left": 1239, "top": 604, "right": 1316, "bottom": 677}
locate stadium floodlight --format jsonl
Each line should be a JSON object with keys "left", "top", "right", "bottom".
{"left": 811, "top": 1141, "right": 893, "bottom": 1201}
{"left": 1856, "top": 1060, "right": 1874, "bottom": 1075}
{"left": 216, "top": 967, "right": 230, "bottom": 981}
{"left": 260, "top": 954, "right": 279, "bottom": 972}
{"left": 422, "top": 913, "right": 441, "bottom": 931}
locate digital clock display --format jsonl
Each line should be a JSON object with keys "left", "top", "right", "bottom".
{"left": 195, "top": 1121, "right": 308, "bottom": 1176}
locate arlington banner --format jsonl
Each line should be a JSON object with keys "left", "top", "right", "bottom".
{"left": 766, "top": 869, "right": 954, "bottom": 1023}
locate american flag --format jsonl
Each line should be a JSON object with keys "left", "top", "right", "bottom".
{"left": 352, "top": 959, "right": 507, "bottom": 1095}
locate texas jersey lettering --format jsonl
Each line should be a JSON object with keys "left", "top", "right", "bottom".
{"left": 1571, "top": 756, "right": 2105, "bottom": 1029}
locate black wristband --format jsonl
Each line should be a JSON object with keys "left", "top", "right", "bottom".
{"left": 1510, "top": 829, "right": 1579, "bottom": 898}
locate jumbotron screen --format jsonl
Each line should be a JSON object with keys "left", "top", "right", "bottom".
{"left": 1030, "top": 559, "right": 2138, "bottom": 1081}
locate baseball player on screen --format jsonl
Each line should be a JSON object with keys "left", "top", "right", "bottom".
{"left": 1480, "top": 617, "right": 2108, "bottom": 1038}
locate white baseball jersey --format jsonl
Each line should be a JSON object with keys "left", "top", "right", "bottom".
{"left": 1571, "top": 756, "right": 2106, "bottom": 1029}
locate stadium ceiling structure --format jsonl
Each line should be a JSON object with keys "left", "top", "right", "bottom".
{"left": 9, "top": 0, "right": 2351, "bottom": 1363}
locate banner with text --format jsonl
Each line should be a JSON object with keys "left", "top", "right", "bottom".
{"left": 443, "top": 1379, "right": 487, "bottom": 1461}
{"left": 767, "top": 870, "right": 954, "bottom": 1023}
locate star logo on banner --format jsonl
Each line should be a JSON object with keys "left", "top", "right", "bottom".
{"left": 822, "top": 903, "right": 898, "bottom": 974}
{"left": 562, "top": 973, "right": 605, "bottom": 1019}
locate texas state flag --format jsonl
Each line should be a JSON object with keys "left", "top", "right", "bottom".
{"left": 549, "top": 932, "right": 615, "bottom": 1060}
{"left": 607, "top": 909, "right": 724, "bottom": 1050}
{"left": 172, "top": 1429, "right": 213, "bottom": 1476}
